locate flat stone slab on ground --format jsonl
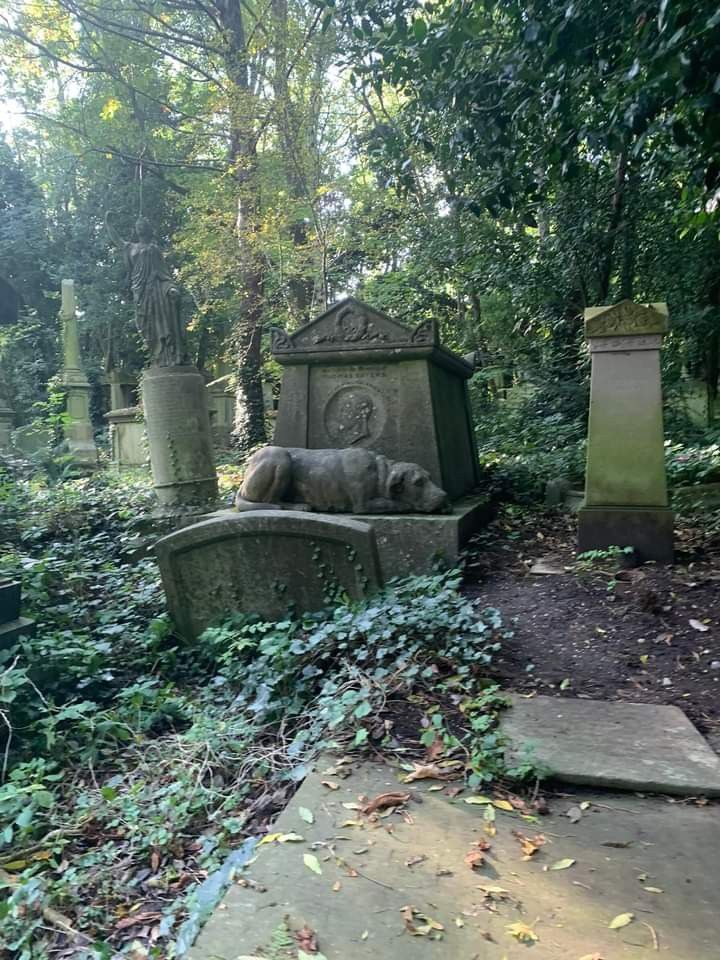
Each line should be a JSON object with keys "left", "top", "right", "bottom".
{"left": 190, "top": 757, "right": 720, "bottom": 959}
{"left": 501, "top": 695, "right": 720, "bottom": 797}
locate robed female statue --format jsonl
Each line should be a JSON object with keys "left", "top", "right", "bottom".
{"left": 105, "top": 213, "right": 188, "bottom": 367}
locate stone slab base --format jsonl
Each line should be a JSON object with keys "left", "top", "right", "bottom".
{"left": 578, "top": 504, "right": 674, "bottom": 562}
{"left": 190, "top": 756, "right": 720, "bottom": 960}
{"left": 501, "top": 695, "right": 720, "bottom": 797}
{"left": 0, "top": 617, "right": 36, "bottom": 650}
{"left": 224, "top": 494, "right": 490, "bottom": 579}
{"left": 352, "top": 493, "right": 492, "bottom": 578}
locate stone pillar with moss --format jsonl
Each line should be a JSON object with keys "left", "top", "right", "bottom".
{"left": 60, "top": 280, "right": 98, "bottom": 469}
{"left": 578, "top": 300, "right": 673, "bottom": 562}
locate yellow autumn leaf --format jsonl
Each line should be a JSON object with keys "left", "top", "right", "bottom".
{"left": 493, "top": 799, "right": 514, "bottom": 811}
{"left": 609, "top": 912, "right": 634, "bottom": 929}
{"left": 100, "top": 97, "right": 121, "bottom": 120}
{"left": 464, "top": 796, "right": 493, "bottom": 805}
{"left": 506, "top": 921, "right": 539, "bottom": 943}
{"left": 258, "top": 833, "right": 283, "bottom": 845}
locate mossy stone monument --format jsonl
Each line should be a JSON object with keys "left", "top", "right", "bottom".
{"left": 60, "top": 280, "right": 98, "bottom": 469}
{"left": 578, "top": 300, "right": 673, "bottom": 562}
{"left": 271, "top": 297, "right": 479, "bottom": 499}
{"left": 106, "top": 213, "right": 217, "bottom": 505}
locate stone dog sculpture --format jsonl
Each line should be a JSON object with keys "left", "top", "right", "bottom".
{"left": 236, "top": 446, "right": 450, "bottom": 514}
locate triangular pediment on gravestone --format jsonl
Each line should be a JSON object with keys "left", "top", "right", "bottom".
{"left": 270, "top": 297, "right": 437, "bottom": 354}
{"left": 584, "top": 300, "right": 669, "bottom": 338}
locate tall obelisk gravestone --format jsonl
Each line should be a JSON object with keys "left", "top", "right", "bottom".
{"left": 60, "top": 280, "right": 98, "bottom": 469}
{"left": 578, "top": 300, "right": 673, "bottom": 562}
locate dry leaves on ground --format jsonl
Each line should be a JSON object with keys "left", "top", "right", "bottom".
{"left": 400, "top": 905, "right": 445, "bottom": 938}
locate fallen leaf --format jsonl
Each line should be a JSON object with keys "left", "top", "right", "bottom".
{"left": 405, "top": 855, "right": 427, "bottom": 868}
{"left": 402, "top": 762, "right": 460, "bottom": 783}
{"left": 427, "top": 784, "right": 444, "bottom": 792}
{"left": 477, "top": 883, "right": 510, "bottom": 899}
{"left": 400, "top": 904, "right": 445, "bottom": 937}
{"left": 342, "top": 802, "right": 363, "bottom": 811}
{"left": 332, "top": 880, "right": 342, "bottom": 892}
{"left": 609, "top": 912, "right": 634, "bottom": 930}
{"left": 565, "top": 805, "right": 583, "bottom": 823}
{"left": 425, "top": 736, "right": 445, "bottom": 761}
{"left": 363, "top": 792, "right": 410, "bottom": 814}
{"left": 643, "top": 886, "right": 664, "bottom": 894}
{"left": 259, "top": 832, "right": 283, "bottom": 845}
{"left": 464, "top": 795, "right": 493, "bottom": 805}
{"left": 506, "top": 921, "right": 539, "bottom": 943}
{"left": 259, "top": 832, "right": 305, "bottom": 845}
{"left": 560, "top": 678, "right": 571, "bottom": 690}
{"left": 550, "top": 858, "right": 576, "bottom": 870}
{"left": 579, "top": 801, "right": 591, "bottom": 810}
{"left": 295, "top": 925, "right": 317, "bottom": 953}
{"left": 299, "top": 807, "right": 315, "bottom": 824}
{"left": 512, "top": 830, "right": 546, "bottom": 858}
{"left": 321, "top": 780, "right": 340, "bottom": 791}
{"left": 115, "top": 912, "right": 162, "bottom": 931}
{"left": 341, "top": 820, "right": 364, "bottom": 828}
{"left": 464, "top": 850, "right": 486, "bottom": 870}
{"left": 689, "top": 618, "right": 710, "bottom": 632}
{"left": 303, "top": 854, "right": 322, "bottom": 876}
{"left": 493, "top": 799, "right": 514, "bottom": 812}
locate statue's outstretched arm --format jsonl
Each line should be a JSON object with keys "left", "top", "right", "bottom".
{"left": 104, "top": 211, "right": 125, "bottom": 247}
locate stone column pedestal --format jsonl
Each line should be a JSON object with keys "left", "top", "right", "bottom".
{"left": 60, "top": 280, "right": 98, "bottom": 469}
{"left": 0, "top": 397, "right": 12, "bottom": 453}
{"left": 578, "top": 301, "right": 673, "bottom": 563}
{"left": 142, "top": 364, "right": 218, "bottom": 505}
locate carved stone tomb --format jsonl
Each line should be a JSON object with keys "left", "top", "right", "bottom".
{"left": 271, "top": 298, "right": 480, "bottom": 500}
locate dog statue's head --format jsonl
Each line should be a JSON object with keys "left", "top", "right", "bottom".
{"left": 387, "top": 462, "right": 450, "bottom": 513}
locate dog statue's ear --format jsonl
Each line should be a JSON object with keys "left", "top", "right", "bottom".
{"left": 388, "top": 465, "right": 406, "bottom": 496}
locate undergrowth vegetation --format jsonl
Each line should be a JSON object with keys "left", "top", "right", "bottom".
{"left": 0, "top": 463, "right": 510, "bottom": 959}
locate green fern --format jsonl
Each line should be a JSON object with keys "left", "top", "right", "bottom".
{"left": 259, "top": 918, "right": 296, "bottom": 959}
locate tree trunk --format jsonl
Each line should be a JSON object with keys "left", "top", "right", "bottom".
{"left": 598, "top": 148, "right": 629, "bottom": 302}
{"left": 217, "top": 0, "right": 267, "bottom": 452}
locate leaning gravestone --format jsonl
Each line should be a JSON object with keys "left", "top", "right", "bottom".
{"left": 155, "top": 511, "right": 382, "bottom": 638}
{"left": 106, "top": 213, "right": 218, "bottom": 505}
{"left": 271, "top": 298, "right": 479, "bottom": 499}
{"left": 578, "top": 300, "right": 673, "bottom": 562}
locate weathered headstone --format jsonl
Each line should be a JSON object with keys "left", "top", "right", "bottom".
{"left": 206, "top": 373, "right": 235, "bottom": 446}
{"left": 11, "top": 422, "right": 52, "bottom": 457}
{"left": 60, "top": 280, "right": 98, "bottom": 469}
{"left": 0, "top": 579, "right": 35, "bottom": 650}
{"left": 578, "top": 300, "right": 673, "bottom": 562}
{"left": 155, "top": 511, "right": 382, "bottom": 638}
{"left": 105, "top": 406, "right": 146, "bottom": 468}
{"left": 271, "top": 298, "right": 479, "bottom": 499}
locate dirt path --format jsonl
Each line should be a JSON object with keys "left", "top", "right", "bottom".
{"left": 464, "top": 508, "right": 720, "bottom": 749}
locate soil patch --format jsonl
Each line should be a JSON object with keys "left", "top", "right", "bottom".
{"left": 464, "top": 507, "right": 720, "bottom": 749}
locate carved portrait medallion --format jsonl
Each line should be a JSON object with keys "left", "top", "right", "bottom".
{"left": 324, "top": 384, "right": 386, "bottom": 447}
